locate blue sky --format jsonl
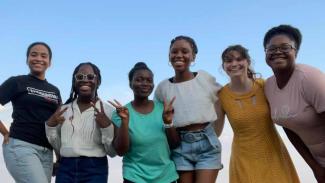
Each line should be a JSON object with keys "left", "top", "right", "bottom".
{"left": 1, "top": 0, "right": 324, "bottom": 182}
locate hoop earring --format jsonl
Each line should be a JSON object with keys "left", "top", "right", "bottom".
{"left": 190, "top": 62, "right": 196, "bottom": 67}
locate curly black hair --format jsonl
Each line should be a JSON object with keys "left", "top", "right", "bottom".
{"left": 263, "top": 24, "right": 302, "bottom": 52}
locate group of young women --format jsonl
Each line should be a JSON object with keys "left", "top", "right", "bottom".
{"left": 0, "top": 24, "right": 324, "bottom": 183}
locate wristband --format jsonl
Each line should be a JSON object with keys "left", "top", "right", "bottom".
{"left": 163, "top": 122, "right": 174, "bottom": 128}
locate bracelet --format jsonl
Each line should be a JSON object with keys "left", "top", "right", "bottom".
{"left": 163, "top": 122, "right": 174, "bottom": 128}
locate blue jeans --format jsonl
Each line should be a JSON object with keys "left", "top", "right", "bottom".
{"left": 56, "top": 156, "right": 108, "bottom": 183}
{"left": 2, "top": 137, "right": 53, "bottom": 183}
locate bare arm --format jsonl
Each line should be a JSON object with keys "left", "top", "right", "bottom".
{"left": 283, "top": 127, "right": 319, "bottom": 168}
{"left": 0, "top": 120, "right": 9, "bottom": 136}
{"left": 112, "top": 118, "right": 130, "bottom": 156}
{"left": 109, "top": 100, "right": 130, "bottom": 156}
{"left": 214, "top": 97, "right": 225, "bottom": 137}
{"left": 165, "top": 127, "right": 180, "bottom": 149}
{"left": 0, "top": 120, "right": 9, "bottom": 144}
{"left": 162, "top": 97, "right": 180, "bottom": 149}
{"left": 283, "top": 127, "right": 325, "bottom": 182}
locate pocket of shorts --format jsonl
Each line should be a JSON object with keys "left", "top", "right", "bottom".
{"left": 205, "top": 134, "right": 222, "bottom": 153}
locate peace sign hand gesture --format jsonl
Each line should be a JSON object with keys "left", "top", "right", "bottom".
{"left": 91, "top": 101, "right": 112, "bottom": 128}
{"left": 108, "top": 100, "right": 129, "bottom": 122}
{"left": 47, "top": 106, "right": 68, "bottom": 127}
{"left": 163, "top": 97, "right": 175, "bottom": 124}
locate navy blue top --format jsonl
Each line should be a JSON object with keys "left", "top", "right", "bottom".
{"left": 0, "top": 74, "right": 61, "bottom": 149}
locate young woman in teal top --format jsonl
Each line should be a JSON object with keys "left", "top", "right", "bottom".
{"left": 109, "top": 62, "right": 178, "bottom": 183}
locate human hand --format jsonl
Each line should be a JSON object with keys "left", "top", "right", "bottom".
{"left": 2, "top": 133, "right": 9, "bottom": 144}
{"left": 46, "top": 106, "right": 68, "bottom": 127}
{"left": 91, "top": 101, "right": 112, "bottom": 128}
{"left": 162, "top": 97, "right": 175, "bottom": 124}
{"left": 52, "top": 161, "right": 60, "bottom": 177}
{"left": 108, "top": 100, "right": 129, "bottom": 122}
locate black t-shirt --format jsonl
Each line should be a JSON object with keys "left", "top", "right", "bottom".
{"left": 0, "top": 74, "right": 61, "bottom": 149}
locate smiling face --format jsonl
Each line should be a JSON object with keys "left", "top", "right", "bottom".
{"left": 27, "top": 44, "right": 51, "bottom": 77}
{"left": 74, "top": 64, "right": 98, "bottom": 99}
{"left": 223, "top": 50, "right": 250, "bottom": 79}
{"left": 130, "top": 69, "right": 154, "bottom": 98}
{"left": 265, "top": 34, "right": 297, "bottom": 72}
{"left": 169, "top": 39, "right": 195, "bottom": 73}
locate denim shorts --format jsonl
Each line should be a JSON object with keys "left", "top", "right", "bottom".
{"left": 172, "top": 123, "right": 223, "bottom": 171}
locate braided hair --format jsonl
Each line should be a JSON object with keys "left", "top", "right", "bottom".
{"left": 65, "top": 62, "right": 102, "bottom": 104}
{"left": 64, "top": 62, "right": 102, "bottom": 137}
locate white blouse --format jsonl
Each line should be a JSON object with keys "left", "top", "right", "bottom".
{"left": 46, "top": 99, "right": 115, "bottom": 157}
{"left": 154, "top": 70, "right": 222, "bottom": 127}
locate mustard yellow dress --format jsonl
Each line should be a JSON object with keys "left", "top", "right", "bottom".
{"left": 219, "top": 79, "right": 300, "bottom": 183}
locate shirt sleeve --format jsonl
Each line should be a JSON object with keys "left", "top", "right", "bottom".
{"left": 45, "top": 123, "right": 61, "bottom": 154}
{"left": 101, "top": 101, "right": 116, "bottom": 157}
{"left": 0, "top": 77, "right": 18, "bottom": 105}
{"left": 200, "top": 70, "right": 222, "bottom": 102}
{"left": 154, "top": 82, "right": 164, "bottom": 102}
{"left": 302, "top": 67, "right": 325, "bottom": 113}
{"left": 100, "top": 125, "right": 116, "bottom": 157}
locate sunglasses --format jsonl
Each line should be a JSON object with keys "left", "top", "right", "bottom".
{"left": 74, "top": 73, "right": 97, "bottom": 81}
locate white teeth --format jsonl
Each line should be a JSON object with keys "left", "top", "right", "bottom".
{"left": 230, "top": 70, "right": 240, "bottom": 72}
{"left": 80, "top": 86, "right": 91, "bottom": 90}
{"left": 272, "top": 58, "right": 286, "bottom": 62}
{"left": 174, "top": 61, "right": 184, "bottom": 66}
{"left": 230, "top": 67, "right": 241, "bottom": 71}
{"left": 32, "top": 61, "right": 44, "bottom": 65}
{"left": 272, "top": 56, "right": 286, "bottom": 59}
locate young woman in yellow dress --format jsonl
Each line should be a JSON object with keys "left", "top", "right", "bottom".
{"left": 217, "top": 45, "right": 300, "bottom": 183}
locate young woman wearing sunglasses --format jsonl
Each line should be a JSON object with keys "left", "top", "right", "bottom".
{"left": 45, "top": 62, "right": 115, "bottom": 183}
